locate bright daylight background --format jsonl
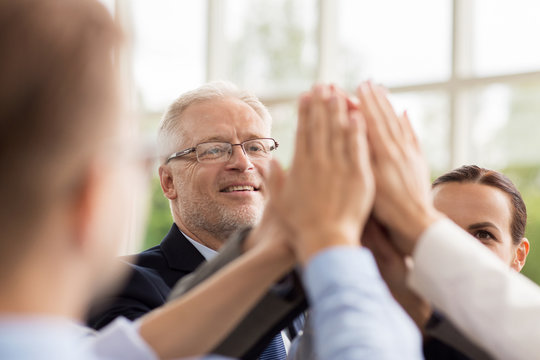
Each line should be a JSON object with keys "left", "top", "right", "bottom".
{"left": 101, "top": 0, "right": 540, "bottom": 284}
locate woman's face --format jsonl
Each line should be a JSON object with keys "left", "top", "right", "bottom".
{"left": 432, "top": 182, "right": 529, "bottom": 271}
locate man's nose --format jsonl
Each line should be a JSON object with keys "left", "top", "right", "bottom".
{"left": 225, "top": 144, "right": 254, "bottom": 171}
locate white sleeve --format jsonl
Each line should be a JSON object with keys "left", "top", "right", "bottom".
{"left": 84, "top": 317, "right": 158, "bottom": 360}
{"left": 407, "top": 219, "right": 540, "bottom": 360}
{"left": 84, "top": 317, "right": 235, "bottom": 360}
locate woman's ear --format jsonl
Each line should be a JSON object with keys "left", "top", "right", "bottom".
{"left": 512, "top": 238, "right": 530, "bottom": 272}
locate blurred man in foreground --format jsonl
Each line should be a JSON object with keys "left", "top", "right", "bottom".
{"left": 0, "top": 1, "right": 297, "bottom": 358}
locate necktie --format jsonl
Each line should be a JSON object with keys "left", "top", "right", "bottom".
{"left": 259, "top": 334, "right": 287, "bottom": 360}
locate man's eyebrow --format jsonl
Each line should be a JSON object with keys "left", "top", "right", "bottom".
{"left": 197, "top": 136, "right": 228, "bottom": 143}
{"left": 198, "top": 135, "right": 267, "bottom": 143}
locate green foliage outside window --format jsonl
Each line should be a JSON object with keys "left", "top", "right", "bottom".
{"left": 142, "top": 177, "right": 172, "bottom": 250}
{"left": 502, "top": 165, "right": 540, "bottom": 285}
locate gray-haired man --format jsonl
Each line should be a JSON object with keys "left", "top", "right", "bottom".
{"left": 88, "top": 81, "right": 305, "bottom": 360}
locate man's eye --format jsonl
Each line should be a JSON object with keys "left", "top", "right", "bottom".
{"left": 201, "top": 146, "right": 227, "bottom": 157}
{"left": 246, "top": 144, "right": 265, "bottom": 152}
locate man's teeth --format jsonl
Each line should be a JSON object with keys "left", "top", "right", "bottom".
{"left": 223, "top": 185, "right": 255, "bottom": 192}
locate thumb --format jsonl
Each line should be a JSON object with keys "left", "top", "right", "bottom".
{"left": 266, "top": 159, "right": 285, "bottom": 200}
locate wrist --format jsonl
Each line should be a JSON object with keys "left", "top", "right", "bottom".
{"left": 250, "top": 241, "right": 296, "bottom": 279}
{"left": 396, "top": 208, "right": 444, "bottom": 255}
{"left": 297, "top": 231, "right": 359, "bottom": 266}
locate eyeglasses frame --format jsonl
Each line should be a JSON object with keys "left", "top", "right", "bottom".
{"left": 165, "top": 137, "right": 279, "bottom": 164}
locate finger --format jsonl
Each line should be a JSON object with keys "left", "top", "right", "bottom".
{"left": 345, "top": 109, "right": 363, "bottom": 173}
{"left": 310, "top": 84, "right": 331, "bottom": 163}
{"left": 357, "top": 82, "right": 392, "bottom": 158}
{"left": 266, "top": 158, "right": 285, "bottom": 200}
{"left": 347, "top": 95, "right": 360, "bottom": 111}
{"left": 355, "top": 112, "right": 375, "bottom": 200}
{"left": 294, "top": 92, "right": 311, "bottom": 164}
{"left": 332, "top": 85, "right": 358, "bottom": 111}
{"left": 370, "top": 83, "right": 402, "bottom": 144}
{"left": 400, "top": 110, "right": 421, "bottom": 151}
{"left": 329, "top": 87, "right": 348, "bottom": 168}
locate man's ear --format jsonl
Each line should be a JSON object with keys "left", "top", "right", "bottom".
{"left": 159, "top": 165, "right": 177, "bottom": 200}
{"left": 512, "top": 237, "right": 530, "bottom": 272}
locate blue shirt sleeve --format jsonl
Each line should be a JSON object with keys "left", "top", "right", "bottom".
{"left": 303, "top": 246, "right": 423, "bottom": 360}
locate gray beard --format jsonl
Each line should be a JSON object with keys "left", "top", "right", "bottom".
{"left": 177, "top": 199, "right": 262, "bottom": 245}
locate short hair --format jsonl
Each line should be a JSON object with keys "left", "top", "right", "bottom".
{"left": 157, "top": 81, "right": 272, "bottom": 159}
{"left": 432, "top": 165, "right": 527, "bottom": 245}
{"left": 0, "top": 0, "right": 120, "bottom": 258}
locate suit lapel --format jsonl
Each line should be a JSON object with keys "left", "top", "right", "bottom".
{"left": 160, "top": 223, "right": 206, "bottom": 273}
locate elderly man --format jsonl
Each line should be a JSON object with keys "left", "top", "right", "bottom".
{"left": 89, "top": 82, "right": 300, "bottom": 359}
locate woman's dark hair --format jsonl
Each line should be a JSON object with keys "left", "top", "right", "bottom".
{"left": 432, "top": 165, "right": 527, "bottom": 245}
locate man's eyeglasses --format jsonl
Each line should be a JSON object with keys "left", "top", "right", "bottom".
{"left": 165, "top": 138, "right": 279, "bottom": 164}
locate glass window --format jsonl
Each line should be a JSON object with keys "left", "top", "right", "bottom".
{"left": 222, "top": 0, "right": 317, "bottom": 97}
{"left": 266, "top": 101, "right": 298, "bottom": 167}
{"left": 131, "top": 0, "right": 207, "bottom": 113}
{"left": 463, "top": 83, "right": 540, "bottom": 168}
{"left": 458, "top": 82, "right": 540, "bottom": 283}
{"left": 471, "top": 0, "right": 540, "bottom": 76}
{"left": 338, "top": 0, "right": 452, "bottom": 87}
{"left": 390, "top": 91, "right": 450, "bottom": 174}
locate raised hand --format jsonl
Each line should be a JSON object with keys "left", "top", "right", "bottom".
{"left": 357, "top": 81, "right": 443, "bottom": 254}
{"left": 272, "top": 84, "right": 375, "bottom": 265}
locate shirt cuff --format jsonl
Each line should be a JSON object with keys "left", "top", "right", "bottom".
{"left": 407, "top": 218, "right": 504, "bottom": 299}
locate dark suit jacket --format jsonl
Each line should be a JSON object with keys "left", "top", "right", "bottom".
{"left": 170, "top": 227, "right": 307, "bottom": 359}
{"left": 423, "top": 312, "right": 493, "bottom": 360}
{"left": 88, "top": 223, "right": 306, "bottom": 360}
{"left": 88, "top": 223, "right": 206, "bottom": 329}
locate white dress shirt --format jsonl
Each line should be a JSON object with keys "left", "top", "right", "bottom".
{"left": 183, "top": 231, "right": 218, "bottom": 261}
{"left": 0, "top": 316, "right": 158, "bottom": 360}
{"left": 408, "top": 218, "right": 540, "bottom": 360}
{"left": 0, "top": 315, "right": 233, "bottom": 360}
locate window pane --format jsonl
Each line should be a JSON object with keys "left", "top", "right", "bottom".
{"left": 472, "top": 0, "right": 540, "bottom": 76}
{"left": 222, "top": 0, "right": 317, "bottom": 97}
{"left": 464, "top": 83, "right": 540, "bottom": 168}
{"left": 338, "top": 0, "right": 452, "bottom": 87}
{"left": 266, "top": 101, "right": 298, "bottom": 167}
{"left": 463, "top": 82, "right": 540, "bottom": 285}
{"left": 390, "top": 91, "right": 450, "bottom": 174}
{"left": 131, "top": 0, "right": 206, "bottom": 112}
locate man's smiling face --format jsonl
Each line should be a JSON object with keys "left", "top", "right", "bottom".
{"left": 163, "top": 97, "right": 271, "bottom": 243}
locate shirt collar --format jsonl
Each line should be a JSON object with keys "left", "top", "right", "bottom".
{"left": 180, "top": 231, "right": 218, "bottom": 261}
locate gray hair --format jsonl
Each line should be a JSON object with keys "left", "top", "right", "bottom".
{"left": 157, "top": 81, "right": 272, "bottom": 159}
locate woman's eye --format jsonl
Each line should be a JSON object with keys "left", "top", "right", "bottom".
{"left": 475, "top": 230, "right": 494, "bottom": 241}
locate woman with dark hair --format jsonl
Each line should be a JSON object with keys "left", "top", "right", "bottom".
{"left": 366, "top": 164, "right": 530, "bottom": 360}
{"left": 357, "top": 81, "right": 540, "bottom": 360}
{"left": 425, "top": 165, "right": 529, "bottom": 359}
{"left": 432, "top": 165, "right": 529, "bottom": 272}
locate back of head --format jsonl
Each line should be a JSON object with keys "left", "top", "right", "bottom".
{"left": 433, "top": 165, "right": 527, "bottom": 245}
{"left": 0, "top": 0, "right": 121, "bottom": 265}
{"left": 157, "top": 81, "right": 272, "bottom": 159}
